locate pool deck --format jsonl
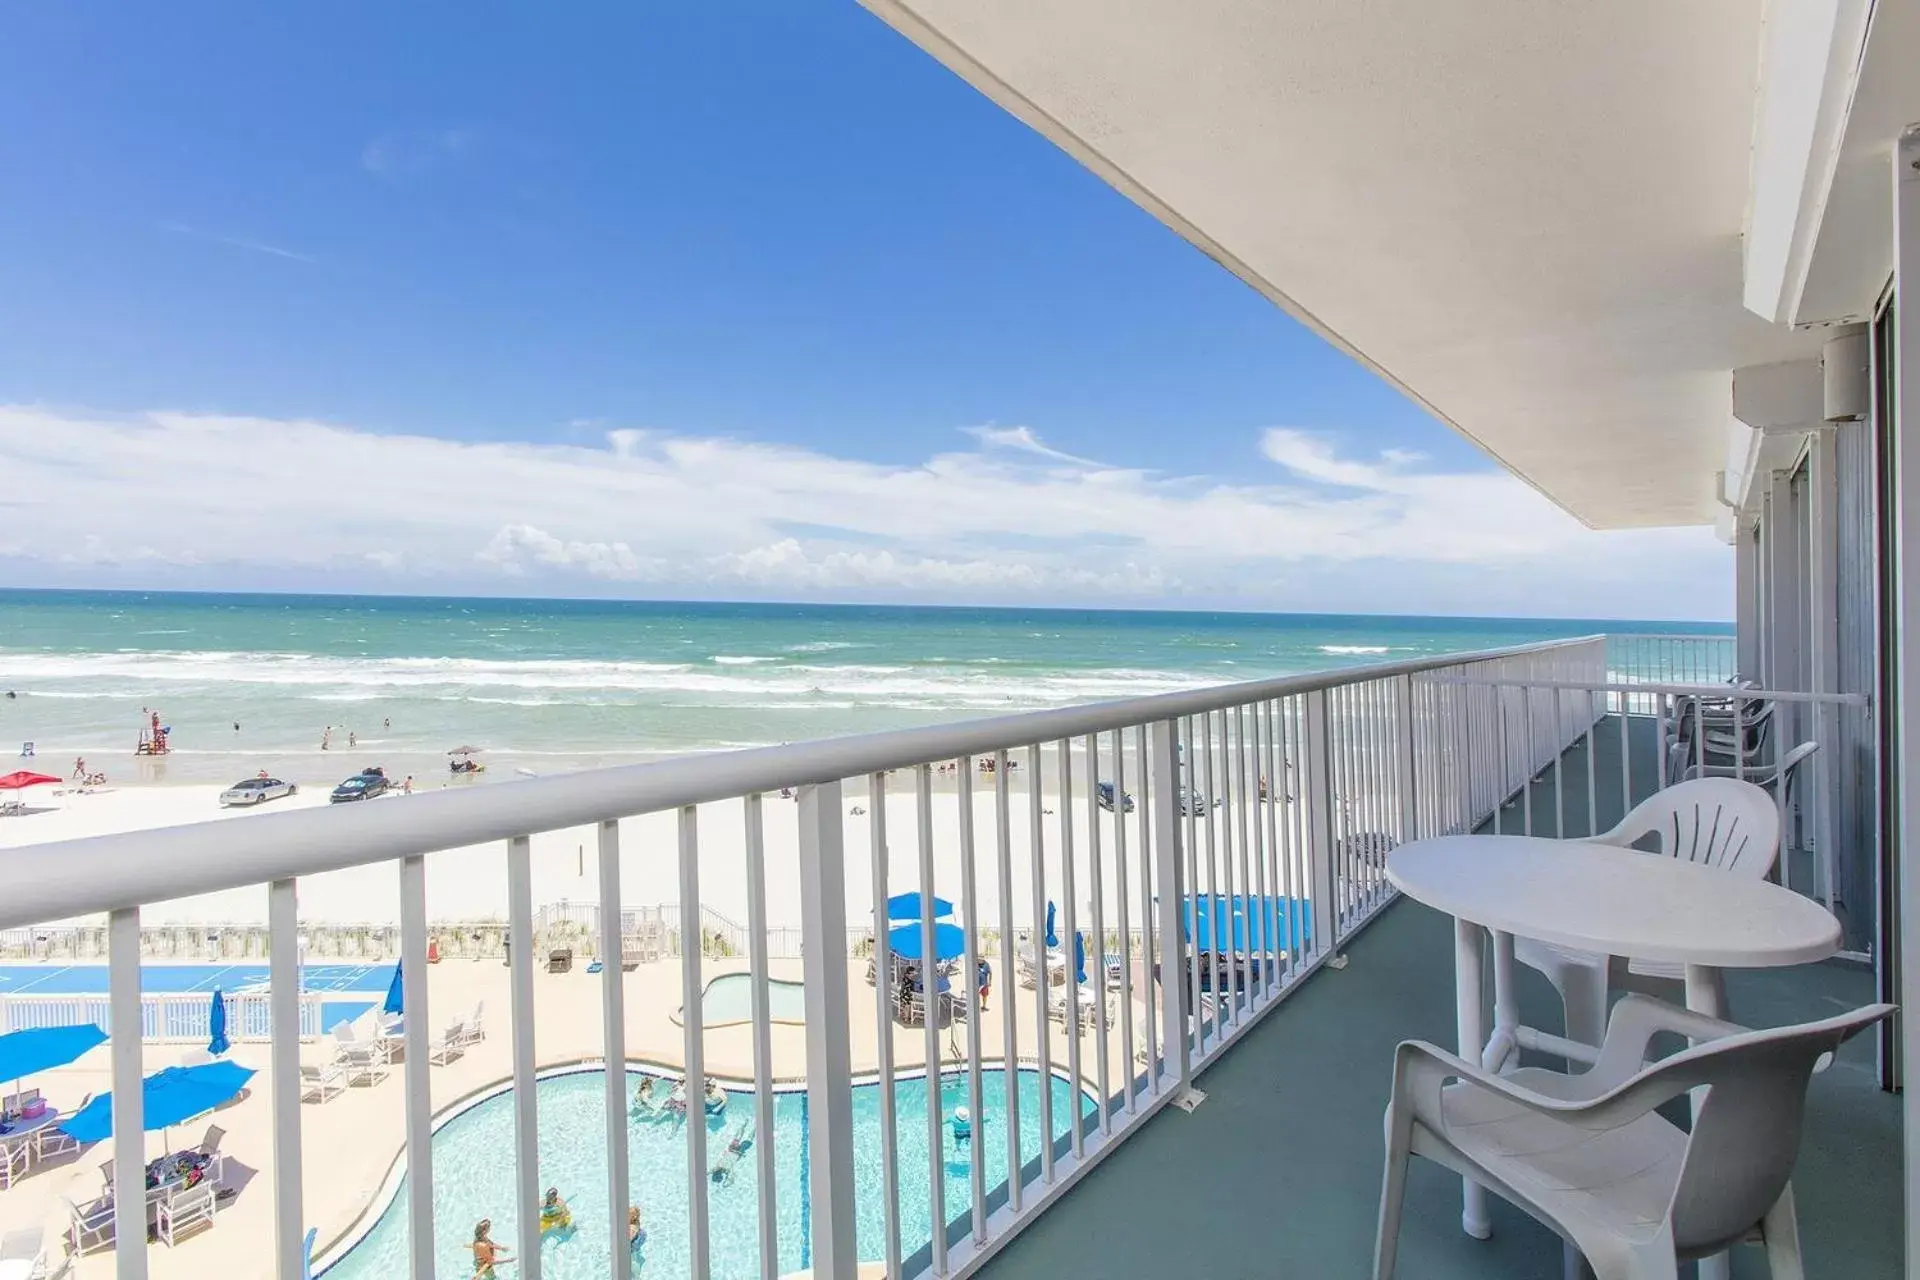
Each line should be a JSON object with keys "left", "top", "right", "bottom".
{"left": 0, "top": 952, "right": 1133, "bottom": 1279}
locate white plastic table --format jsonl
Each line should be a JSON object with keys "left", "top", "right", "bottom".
{"left": 1387, "top": 834, "right": 1840, "bottom": 1279}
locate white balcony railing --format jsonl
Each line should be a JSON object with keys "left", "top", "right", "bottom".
{"left": 2, "top": 636, "right": 1615, "bottom": 1280}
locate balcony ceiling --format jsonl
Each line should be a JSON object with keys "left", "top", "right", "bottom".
{"left": 861, "top": 0, "right": 1828, "bottom": 529}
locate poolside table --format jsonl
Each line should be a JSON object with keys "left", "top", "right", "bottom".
{"left": 1386, "top": 834, "right": 1840, "bottom": 1280}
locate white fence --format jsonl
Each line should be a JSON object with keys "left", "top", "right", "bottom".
{"left": 0, "top": 634, "right": 1613, "bottom": 1280}
{"left": 1604, "top": 631, "right": 1737, "bottom": 686}
{"left": 0, "top": 989, "right": 329, "bottom": 1042}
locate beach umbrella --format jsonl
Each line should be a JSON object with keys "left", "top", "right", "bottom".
{"left": 1044, "top": 901, "right": 1059, "bottom": 949}
{"left": 446, "top": 746, "right": 482, "bottom": 755}
{"left": 0, "top": 770, "right": 59, "bottom": 792}
{"left": 61, "top": 1061, "right": 255, "bottom": 1144}
{"left": 885, "top": 892, "right": 954, "bottom": 921}
{"left": 1073, "top": 932, "right": 1087, "bottom": 985}
{"left": 887, "top": 922, "right": 966, "bottom": 962}
{"left": 207, "top": 990, "right": 230, "bottom": 1057}
{"left": 0, "top": 1024, "right": 107, "bottom": 1081}
{"left": 383, "top": 961, "right": 405, "bottom": 1018}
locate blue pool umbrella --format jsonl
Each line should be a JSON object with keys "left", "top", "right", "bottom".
{"left": 207, "top": 990, "right": 230, "bottom": 1057}
{"left": 61, "top": 1061, "right": 256, "bottom": 1144}
{"left": 886, "top": 892, "right": 955, "bottom": 921}
{"left": 1044, "top": 901, "right": 1059, "bottom": 949}
{"left": 887, "top": 922, "right": 966, "bottom": 962}
{"left": 0, "top": 1024, "right": 107, "bottom": 1081}
{"left": 383, "top": 961, "right": 405, "bottom": 1018}
{"left": 1073, "top": 932, "right": 1087, "bottom": 984}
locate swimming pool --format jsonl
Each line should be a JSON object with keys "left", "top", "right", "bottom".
{"left": 317, "top": 1065, "right": 1093, "bottom": 1279}
{"left": 0, "top": 963, "right": 393, "bottom": 1032}
{"left": 672, "top": 973, "right": 808, "bottom": 1027}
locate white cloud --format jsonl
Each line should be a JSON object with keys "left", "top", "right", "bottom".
{"left": 160, "top": 222, "right": 312, "bottom": 264}
{"left": 963, "top": 425, "right": 1101, "bottom": 467}
{"left": 0, "top": 405, "right": 1731, "bottom": 618}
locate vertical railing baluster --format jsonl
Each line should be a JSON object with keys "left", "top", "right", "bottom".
{"left": 1083, "top": 733, "right": 1110, "bottom": 1134}
{"left": 870, "top": 773, "right": 903, "bottom": 1274}
{"left": 674, "top": 813, "right": 710, "bottom": 1279}
{"left": 1286, "top": 698, "right": 1310, "bottom": 968}
{"left": 1132, "top": 725, "right": 1157, "bottom": 1092}
{"left": 993, "top": 750, "right": 1022, "bottom": 1210}
{"left": 507, "top": 835, "right": 541, "bottom": 1280}
{"left": 1108, "top": 728, "right": 1135, "bottom": 1109}
{"left": 914, "top": 764, "right": 946, "bottom": 1273}
{"left": 1149, "top": 720, "right": 1190, "bottom": 1099}
{"left": 1585, "top": 692, "right": 1600, "bottom": 837}
{"left": 957, "top": 758, "right": 987, "bottom": 1240}
{"left": 1244, "top": 706, "right": 1274, "bottom": 1005}
{"left": 743, "top": 799, "right": 778, "bottom": 1280}
{"left": 1201, "top": 712, "right": 1224, "bottom": 1046}
{"left": 1232, "top": 706, "right": 1255, "bottom": 1008}
{"left": 399, "top": 855, "right": 433, "bottom": 1278}
{"left": 596, "top": 821, "right": 634, "bottom": 1280}
{"left": 1056, "top": 742, "right": 1083, "bottom": 1158}
{"left": 1181, "top": 717, "right": 1203, "bottom": 1061}
{"left": 1027, "top": 742, "right": 1055, "bottom": 1178}
{"left": 108, "top": 906, "right": 146, "bottom": 1280}
{"left": 1305, "top": 691, "right": 1338, "bottom": 954}
{"left": 269, "top": 878, "right": 305, "bottom": 1280}
{"left": 797, "top": 782, "right": 857, "bottom": 1278}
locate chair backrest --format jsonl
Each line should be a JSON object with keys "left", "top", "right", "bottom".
{"left": 330, "top": 1022, "right": 356, "bottom": 1046}
{"left": 0, "top": 1223, "right": 43, "bottom": 1261}
{"left": 1647, "top": 1003, "right": 1893, "bottom": 1252}
{"left": 200, "top": 1123, "right": 225, "bottom": 1156}
{"left": 1591, "top": 778, "right": 1780, "bottom": 874}
{"left": 1772, "top": 740, "right": 1820, "bottom": 807}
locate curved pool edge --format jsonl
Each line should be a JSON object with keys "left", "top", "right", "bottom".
{"left": 668, "top": 971, "right": 811, "bottom": 1028}
{"left": 312, "top": 1056, "right": 1096, "bottom": 1276}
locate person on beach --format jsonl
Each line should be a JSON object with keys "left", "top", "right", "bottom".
{"left": 321, "top": 726, "right": 331, "bottom": 750}
{"left": 348, "top": 730, "right": 357, "bottom": 749}
{"left": 383, "top": 717, "right": 391, "bottom": 730}
{"left": 538, "top": 1187, "right": 572, "bottom": 1234}
{"left": 402, "top": 775, "right": 414, "bottom": 794}
{"left": 976, "top": 958, "right": 992, "bottom": 1011}
{"left": 72, "top": 757, "right": 86, "bottom": 782}
{"left": 470, "top": 1219, "right": 510, "bottom": 1277}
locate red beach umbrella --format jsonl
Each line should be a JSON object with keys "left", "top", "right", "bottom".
{"left": 0, "top": 771, "right": 59, "bottom": 791}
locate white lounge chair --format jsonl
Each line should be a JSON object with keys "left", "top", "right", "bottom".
{"left": 1511, "top": 777, "right": 1780, "bottom": 1047}
{"left": 331, "top": 1014, "right": 390, "bottom": 1081}
{"left": 64, "top": 1192, "right": 114, "bottom": 1254}
{"left": 157, "top": 1181, "right": 217, "bottom": 1246}
{"left": 0, "top": 1134, "right": 29, "bottom": 1190}
{"left": 1373, "top": 994, "right": 1893, "bottom": 1279}
{"left": 0, "top": 1223, "right": 48, "bottom": 1278}
{"left": 300, "top": 1059, "right": 348, "bottom": 1103}
{"left": 454, "top": 1000, "right": 486, "bottom": 1046}
{"left": 427, "top": 1016, "right": 466, "bottom": 1065}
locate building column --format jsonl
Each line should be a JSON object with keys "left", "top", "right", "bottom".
{"left": 1735, "top": 516, "right": 1761, "bottom": 679}
{"left": 1889, "top": 123, "right": 1920, "bottom": 1277}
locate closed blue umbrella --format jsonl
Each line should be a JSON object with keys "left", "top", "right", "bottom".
{"left": 887, "top": 922, "right": 966, "bottom": 961}
{"left": 1044, "top": 901, "right": 1058, "bottom": 949}
{"left": 207, "top": 989, "right": 230, "bottom": 1057}
{"left": 1073, "top": 932, "right": 1087, "bottom": 984}
{"left": 383, "top": 962, "right": 405, "bottom": 1018}
{"left": 885, "top": 892, "right": 955, "bottom": 921}
{"left": 60, "top": 1061, "right": 255, "bottom": 1144}
{"left": 0, "top": 1024, "right": 107, "bottom": 1081}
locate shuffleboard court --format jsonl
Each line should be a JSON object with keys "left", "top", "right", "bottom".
{"left": 0, "top": 962, "right": 393, "bottom": 996}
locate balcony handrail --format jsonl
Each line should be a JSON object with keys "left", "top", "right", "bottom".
{"left": 1440, "top": 675, "right": 1868, "bottom": 705}
{"left": 0, "top": 634, "right": 1604, "bottom": 933}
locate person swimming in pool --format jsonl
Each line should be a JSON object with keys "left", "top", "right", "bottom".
{"left": 710, "top": 1126, "right": 752, "bottom": 1185}
{"left": 470, "top": 1219, "right": 511, "bottom": 1277}
{"left": 628, "top": 1204, "right": 646, "bottom": 1249}
{"left": 538, "top": 1187, "right": 572, "bottom": 1234}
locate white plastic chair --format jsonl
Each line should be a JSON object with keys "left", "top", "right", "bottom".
{"left": 299, "top": 1059, "right": 348, "bottom": 1103}
{"left": 156, "top": 1181, "right": 217, "bottom": 1246}
{"left": 1513, "top": 778, "right": 1780, "bottom": 1047}
{"left": 1374, "top": 994, "right": 1894, "bottom": 1280}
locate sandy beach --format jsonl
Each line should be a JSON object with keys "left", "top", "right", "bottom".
{"left": 0, "top": 763, "right": 1253, "bottom": 937}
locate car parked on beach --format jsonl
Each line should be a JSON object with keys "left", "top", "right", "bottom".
{"left": 329, "top": 768, "right": 392, "bottom": 803}
{"left": 1096, "top": 781, "right": 1136, "bottom": 813}
{"left": 220, "top": 777, "right": 296, "bottom": 807}
{"left": 1177, "top": 786, "right": 1221, "bottom": 816}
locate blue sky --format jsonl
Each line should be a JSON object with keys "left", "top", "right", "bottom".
{"left": 0, "top": 3, "right": 1729, "bottom": 618}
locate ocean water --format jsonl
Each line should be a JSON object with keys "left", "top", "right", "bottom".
{"left": 0, "top": 590, "right": 1726, "bottom": 785}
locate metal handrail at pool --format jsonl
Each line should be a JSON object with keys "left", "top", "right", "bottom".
{"left": 3, "top": 635, "right": 1611, "bottom": 1280}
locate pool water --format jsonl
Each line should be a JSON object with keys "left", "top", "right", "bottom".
{"left": 678, "top": 973, "right": 809, "bottom": 1026}
{"left": 319, "top": 1066, "right": 1092, "bottom": 1279}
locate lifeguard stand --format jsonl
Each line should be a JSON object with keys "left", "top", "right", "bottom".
{"left": 136, "top": 727, "right": 171, "bottom": 756}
